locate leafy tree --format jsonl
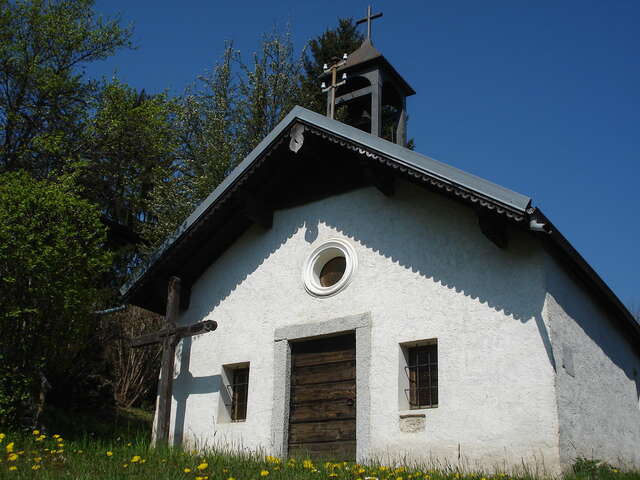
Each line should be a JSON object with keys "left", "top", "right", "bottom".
{"left": 142, "top": 44, "right": 238, "bottom": 249}
{"left": 0, "top": 170, "right": 112, "bottom": 425}
{"left": 300, "top": 18, "right": 364, "bottom": 116}
{"left": 236, "top": 27, "right": 302, "bottom": 158}
{"left": 82, "top": 79, "right": 179, "bottom": 284}
{"left": 0, "top": 0, "right": 132, "bottom": 177}
{"left": 143, "top": 28, "right": 302, "bottom": 249}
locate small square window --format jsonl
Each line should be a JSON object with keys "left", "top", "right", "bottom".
{"left": 230, "top": 367, "right": 249, "bottom": 421}
{"left": 405, "top": 343, "right": 438, "bottom": 409}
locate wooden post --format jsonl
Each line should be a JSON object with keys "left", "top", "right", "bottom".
{"left": 156, "top": 276, "right": 181, "bottom": 446}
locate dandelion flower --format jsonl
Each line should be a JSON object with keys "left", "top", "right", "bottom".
{"left": 9, "top": 466, "right": 17, "bottom": 471}
{"left": 106, "top": 451, "right": 113, "bottom": 457}
{"left": 32, "top": 465, "right": 41, "bottom": 470}
{"left": 329, "top": 473, "right": 338, "bottom": 477}
{"left": 123, "top": 464, "right": 129, "bottom": 468}
{"left": 0, "top": 433, "right": 5, "bottom": 441}
{"left": 131, "top": 455, "right": 141, "bottom": 463}
{"left": 197, "top": 462, "right": 208, "bottom": 471}
{"left": 227, "top": 477, "right": 236, "bottom": 480}
{"left": 223, "top": 468, "right": 229, "bottom": 473}
{"left": 184, "top": 468, "right": 192, "bottom": 473}
{"left": 141, "top": 459, "right": 146, "bottom": 464}
{"left": 8, "top": 453, "right": 18, "bottom": 461}
{"left": 52, "top": 434, "right": 60, "bottom": 439}
{"left": 358, "top": 468, "right": 366, "bottom": 474}
{"left": 6, "top": 442, "right": 14, "bottom": 453}
{"left": 127, "top": 442, "right": 132, "bottom": 447}
{"left": 34, "top": 457, "right": 42, "bottom": 462}
{"left": 261, "top": 470, "right": 270, "bottom": 476}
{"left": 32, "top": 430, "right": 40, "bottom": 435}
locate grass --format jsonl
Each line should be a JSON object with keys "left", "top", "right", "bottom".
{"left": 0, "top": 408, "right": 638, "bottom": 479}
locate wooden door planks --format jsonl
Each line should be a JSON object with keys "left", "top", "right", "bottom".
{"left": 288, "top": 334, "right": 356, "bottom": 460}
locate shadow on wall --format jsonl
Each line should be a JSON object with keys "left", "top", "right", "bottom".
{"left": 173, "top": 180, "right": 562, "bottom": 437}
{"left": 547, "top": 266, "right": 640, "bottom": 399}
{"left": 172, "top": 336, "right": 221, "bottom": 446}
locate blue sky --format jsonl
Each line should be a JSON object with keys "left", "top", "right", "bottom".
{"left": 89, "top": 1, "right": 640, "bottom": 310}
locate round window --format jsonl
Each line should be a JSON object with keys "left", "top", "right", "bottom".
{"left": 303, "top": 239, "right": 357, "bottom": 297}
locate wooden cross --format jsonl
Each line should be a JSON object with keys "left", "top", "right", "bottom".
{"left": 130, "top": 276, "right": 217, "bottom": 445}
{"left": 322, "top": 55, "right": 348, "bottom": 119}
{"left": 356, "top": 5, "right": 383, "bottom": 41}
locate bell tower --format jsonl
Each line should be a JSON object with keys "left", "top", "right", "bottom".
{"left": 322, "top": 6, "right": 415, "bottom": 146}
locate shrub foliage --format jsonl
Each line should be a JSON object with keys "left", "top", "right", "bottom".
{"left": 0, "top": 170, "right": 111, "bottom": 424}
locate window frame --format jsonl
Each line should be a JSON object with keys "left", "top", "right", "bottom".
{"left": 405, "top": 342, "right": 438, "bottom": 409}
{"left": 229, "top": 366, "right": 249, "bottom": 422}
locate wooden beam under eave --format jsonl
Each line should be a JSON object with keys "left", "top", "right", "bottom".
{"left": 239, "top": 191, "right": 273, "bottom": 229}
{"left": 363, "top": 165, "right": 395, "bottom": 197}
{"left": 478, "top": 214, "right": 508, "bottom": 249}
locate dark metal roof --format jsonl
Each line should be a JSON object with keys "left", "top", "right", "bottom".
{"left": 321, "top": 39, "right": 416, "bottom": 96}
{"left": 120, "top": 106, "right": 639, "bottom": 346}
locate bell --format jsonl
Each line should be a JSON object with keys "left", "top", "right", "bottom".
{"left": 355, "top": 109, "right": 371, "bottom": 128}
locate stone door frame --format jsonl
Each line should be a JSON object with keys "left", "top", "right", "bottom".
{"left": 272, "top": 312, "right": 372, "bottom": 461}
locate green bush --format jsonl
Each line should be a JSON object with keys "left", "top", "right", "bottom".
{"left": 0, "top": 170, "right": 112, "bottom": 425}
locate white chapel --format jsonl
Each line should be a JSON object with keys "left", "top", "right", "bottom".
{"left": 122, "top": 26, "right": 640, "bottom": 474}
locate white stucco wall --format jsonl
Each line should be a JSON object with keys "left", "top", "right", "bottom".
{"left": 544, "top": 257, "right": 640, "bottom": 471}
{"left": 166, "top": 178, "right": 562, "bottom": 472}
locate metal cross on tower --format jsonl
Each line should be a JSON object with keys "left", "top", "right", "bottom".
{"left": 356, "top": 5, "right": 383, "bottom": 41}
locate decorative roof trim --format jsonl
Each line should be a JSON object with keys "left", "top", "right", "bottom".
{"left": 299, "top": 123, "right": 526, "bottom": 222}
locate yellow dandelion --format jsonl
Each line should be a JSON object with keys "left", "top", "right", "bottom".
{"left": 106, "top": 451, "right": 113, "bottom": 457}
{"left": 197, "top": 462, "right": 209, "bottom": 470}
{"left": 141, "top": 459, "right": 147, "bottom": 464}
{"left": 32, "top": 465, "right": 41, "bottom": 470}
{"left": 131, "top": 455, "right": 141, "bottom": 463}
{"left": 55, "top": 437, "right": 63, "bottom": 443}
{"left": 32, "top": 430, "right": 40, "bottom": 436}
{"left": 261, "top": 470, "right": 270, "bottom": 476}
{"left": 397, "top": 477, "right": 403, "bottom": 480}
{"left": 123, "top": 464, "right": 129, "bottom": 468}
{"left": 303, "top": 459, "right": 314, "bottom": 469}
{"left": 52, "top": 434, "right": 60, "bottom": 439}
{"left": 127, "top": 442, "right": 132, "bottom": 446}
{"left": 223, "top": 468, "right": 229, "bottom": 473}
{"left": 329, "top": 473, "right": 338, "bottom": 477}
{"left": 196, "top": 477, "right": 204, "bottom": 480}
{"left": 6, "top": 442, "right": 14, "bottom": 453}
{"left": 8, "top": 453, "right": 18, "bottom": 461}
{"left": 9, "top": 465, "right": 17, "bottom": 471}
{"left": 59, "top": 444, "right": 64, "bottom": 448}
{"left": 359, "top": 468, "right": 366, "bottom": 474}
{"left": 0, "top": 433, "right": 5, "bottom": 441}
{"left": 34, "top": 457, "right": 42, "bottom": 463}
{"left": 57, "top": 449, "right": 64, "bottom": 454}
{"left": 227, "top": 477, "right": 236, "bottom": 480}
{"left": 184, "top": 467, "right": 192, "bottom": 473}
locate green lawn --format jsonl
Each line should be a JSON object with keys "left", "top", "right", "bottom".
{"left": 0, "top": 409, "right": 637, "bottom": 480}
